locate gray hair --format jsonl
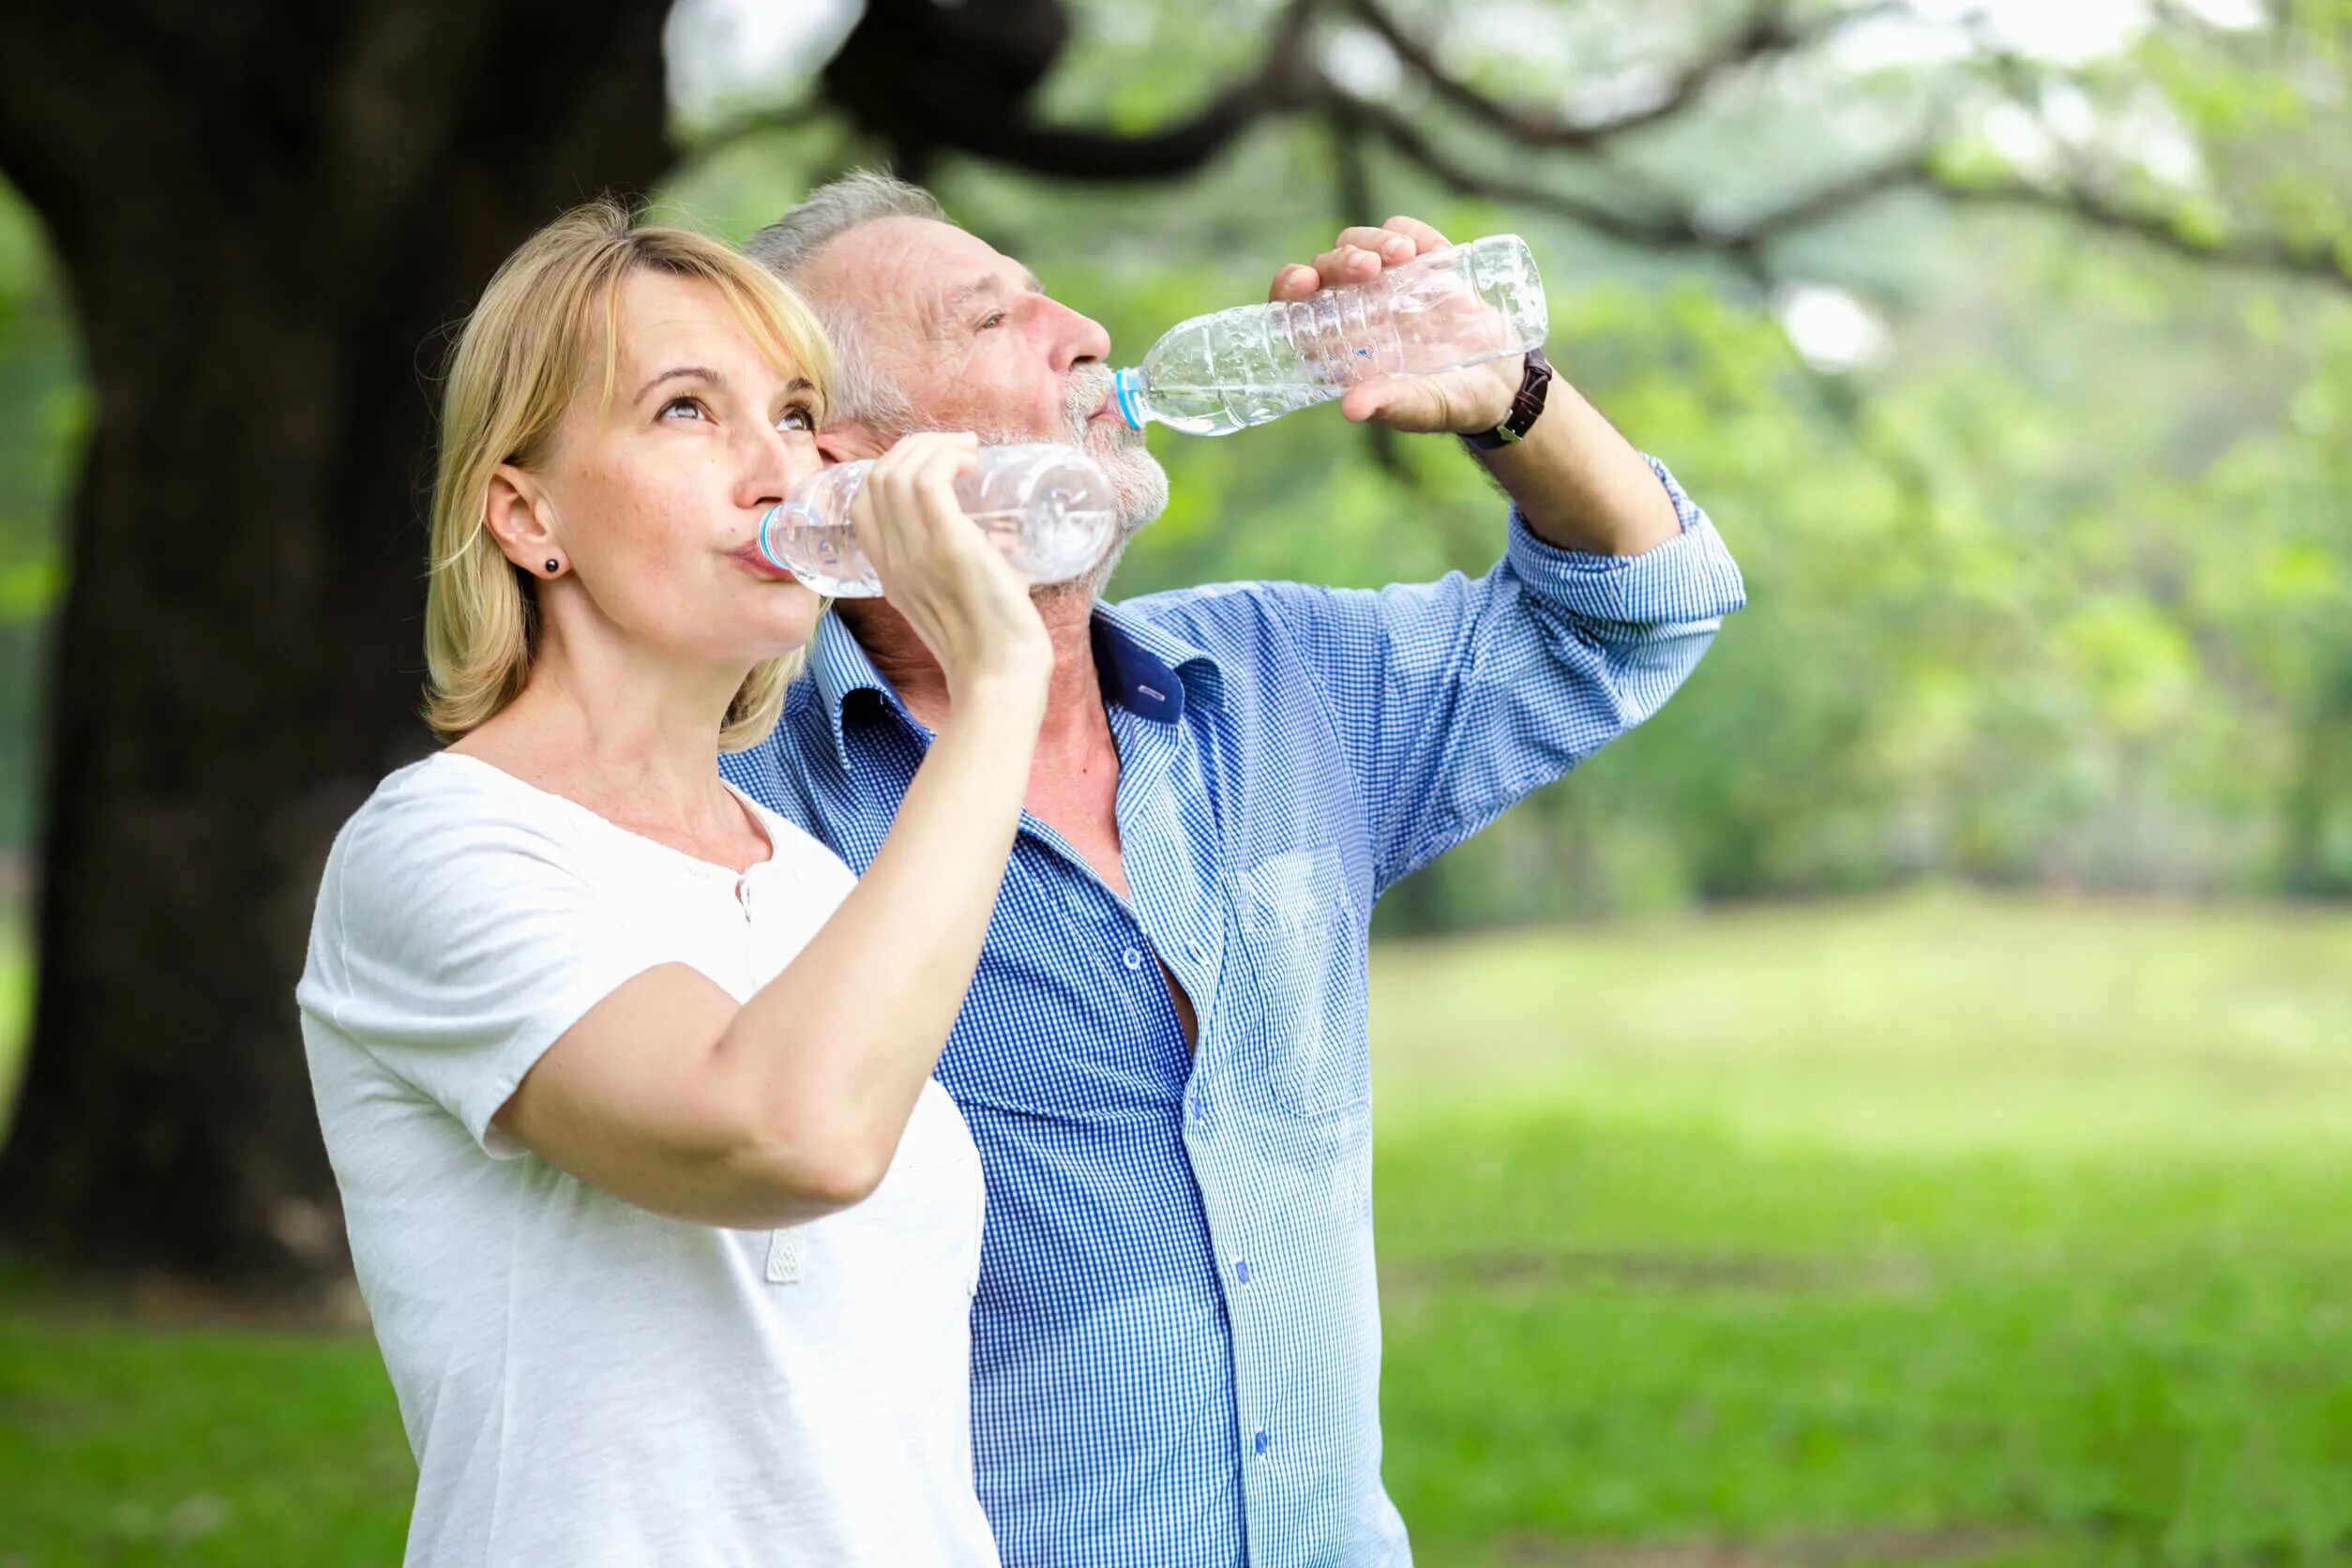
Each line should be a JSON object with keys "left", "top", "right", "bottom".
{"left": 746, "top": 172, "right": 944, "bottom": 430}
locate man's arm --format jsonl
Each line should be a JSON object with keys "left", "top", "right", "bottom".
{"left": 1140, "top": 462, "right": 1741, "bottom": 898}
{"left": 1267, "top": 217, "right": 1680, "bottom": 556}
{"left": 1164, "top": 219, "right": 1744, "bottom": 894}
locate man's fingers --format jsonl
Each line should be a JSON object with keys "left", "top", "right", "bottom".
{"left": 1338, "top": 382, "right": 1389, "bottom": 423}
{"left": 1313, "top": 244, "right": 1386, "bottom": 288}
{"left": 1276, "top": 217, "right": 1451, "bottom": 301}
{"left": 1380, "top": 215, "right": 1451, "bottom": 251}
{"left": 1335, "top": 225, "right": 1417, "bottom": 260}
{"left": 1266, "top": 262, "right": 1319, "bottom": 302}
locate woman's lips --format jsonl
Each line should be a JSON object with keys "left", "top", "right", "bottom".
{"left": 734, "top": 542, "right": 795, "bottom": 580}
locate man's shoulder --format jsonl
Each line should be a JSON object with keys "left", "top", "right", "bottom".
{"left": 1113, "top": 577, "right": 1351, "bottom": 651}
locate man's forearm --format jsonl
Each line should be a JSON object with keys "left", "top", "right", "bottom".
{"left": 1476, "top": 378, "right": 1681, "bottom": 557}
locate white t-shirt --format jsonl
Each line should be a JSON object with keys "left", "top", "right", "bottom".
{"left": 296, "top": 752, "right": 998, "bottom": 1568}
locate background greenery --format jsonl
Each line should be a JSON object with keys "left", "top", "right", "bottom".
{"left": 7, "top": 896, "right": 2351, "bottom": 1564}
{"left": 3, "top": 0, "right": 2349, "bottom": 1561}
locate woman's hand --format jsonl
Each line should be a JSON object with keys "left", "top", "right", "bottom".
{"left": 851, "top": 432, "right": 1052, "bottom": 703}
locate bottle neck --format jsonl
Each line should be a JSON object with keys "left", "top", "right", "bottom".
{"left": 1112, "top": 366, "right": 1151, "bottom": 430}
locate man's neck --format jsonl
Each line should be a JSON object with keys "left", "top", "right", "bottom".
{"left": 837, "top": 586, "right": 1107, "bottom": 750}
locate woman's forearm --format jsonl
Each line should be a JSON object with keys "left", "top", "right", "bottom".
{"left": 712, "top": 674, "right": 1045, "bottom": 1199}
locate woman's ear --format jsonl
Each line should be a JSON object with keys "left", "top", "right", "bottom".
{"left": 484, "top": 463, "right": 561, "bottom": 572}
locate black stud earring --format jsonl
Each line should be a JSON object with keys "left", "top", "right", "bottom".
{"left": 544, "top": 558, "right": 560, "bottom": 576}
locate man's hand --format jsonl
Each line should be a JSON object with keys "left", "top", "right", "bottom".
{"left": 1273, "top": 216, "right": 1681, "bottom": 556}
{"left": 1267, "top": 216, "right": 1523, "bottom": 436}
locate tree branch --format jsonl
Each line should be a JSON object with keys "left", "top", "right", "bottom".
{"left": 777, "top": 0, "right": 2352, "bottom": 296}
{"left": 1934, "top": 173, "right": 2352, "bottom": 286}
{"left": 823, "top": 0, "right": 1328, "bottom": 181}
{"left": 1337, "top": 0, "right": 1907, "bottom": 150}
{"left": 1350, "top": 95, "right": 1928, "bottom": 258}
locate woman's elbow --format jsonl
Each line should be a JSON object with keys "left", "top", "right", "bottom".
{"left": 717, "top": 1123, "right": 892, "bottom": 1227}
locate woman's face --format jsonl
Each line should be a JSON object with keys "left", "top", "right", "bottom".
{"left": 518, "top": 269, "right": 825, "bottom": 666}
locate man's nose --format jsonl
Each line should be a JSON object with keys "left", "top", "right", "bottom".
{"left": 1047, "top": 298, "right": 1113, "bottom": 372}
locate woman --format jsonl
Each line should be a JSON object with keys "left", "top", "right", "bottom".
{"left": 296, "top": 201, "right": 1047, "bottom": 1564}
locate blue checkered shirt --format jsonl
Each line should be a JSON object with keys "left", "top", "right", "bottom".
{"left": 722, "top": 459, "right": 1743, "bottom": 1567}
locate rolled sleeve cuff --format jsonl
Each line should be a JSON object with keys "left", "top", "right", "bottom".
{"left": 1503, "top": 455, "right": 1747, "bottom": 632}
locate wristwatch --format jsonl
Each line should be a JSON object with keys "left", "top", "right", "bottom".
{"left": 1462, "top": 347, "right": 1552, "bottom": 451}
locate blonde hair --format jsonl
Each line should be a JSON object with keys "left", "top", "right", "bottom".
{"left": 424, "top": 198, "right": 836, "bottom": 750}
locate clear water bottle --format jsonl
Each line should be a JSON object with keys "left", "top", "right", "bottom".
{"left": 1111, "top": 234, "right": 1546, "bottom": 437}
{"left": 758, "top": 443, "right": 1118, "bottom": 598}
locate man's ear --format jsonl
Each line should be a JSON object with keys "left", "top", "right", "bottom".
{"left": 484, "top": 464, "right": 561, "bottom": 569}
{"left": 817, "top": 420, "right": 892, "bottom": 464}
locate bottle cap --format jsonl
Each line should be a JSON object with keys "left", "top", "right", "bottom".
{"left": 1112, "top": 368, "right": 1146, "bottom": 431}
{"left": 757, "top": 503, "right": 797, "bottom": 571}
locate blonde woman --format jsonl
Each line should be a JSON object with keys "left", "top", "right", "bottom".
{"left": 296, "top": 202, "right": 1044, "bottom": 1565}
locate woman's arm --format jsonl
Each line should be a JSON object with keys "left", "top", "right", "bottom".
{"left": 494, "top": 434, "right": 1052, "bottom": 1229}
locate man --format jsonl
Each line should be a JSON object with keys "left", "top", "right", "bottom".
{"left": 728, "top": 173, "right": 1745, "bottom": 1567}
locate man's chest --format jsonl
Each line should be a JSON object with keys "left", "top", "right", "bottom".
{"left": 1021, "top": 733, "right": 1132, "bottom": 901}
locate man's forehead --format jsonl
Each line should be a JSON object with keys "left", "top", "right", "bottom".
{"left": 812, "top": 216, "right": 1039, "bottom": 324}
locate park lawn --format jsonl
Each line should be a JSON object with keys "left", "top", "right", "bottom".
{"left": 4, "top": 893, "right": 2351, "bottom": 1565}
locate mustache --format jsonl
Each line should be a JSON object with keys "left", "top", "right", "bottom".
{"left": 1063, "top": 368, "right": 1112, "bottom": 433}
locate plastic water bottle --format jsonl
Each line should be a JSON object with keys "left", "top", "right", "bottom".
{"left": 758, "top": 443, "right": 1118, "bottom": 597}
{"left": 1111, "top": 234, "right": 1546, "bottom": 437}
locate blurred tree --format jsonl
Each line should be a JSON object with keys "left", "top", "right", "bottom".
{"left": 0, "top": 0, "right": 675, "bottom": 1286}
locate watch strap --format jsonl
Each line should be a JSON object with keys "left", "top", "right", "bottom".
{"left": 1463, "top": 347, "right": 1552, "bottom": 451}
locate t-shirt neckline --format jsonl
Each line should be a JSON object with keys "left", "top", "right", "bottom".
{"left": 425, "top": 750, "right": 781, "bottom": 882}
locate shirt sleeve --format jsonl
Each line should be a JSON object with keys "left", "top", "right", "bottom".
{"left": 297, "top": 783, "right": 646, "bottom": 1158}
{"left": 1249, "top": 457, "right": 1744, "bottom": 895}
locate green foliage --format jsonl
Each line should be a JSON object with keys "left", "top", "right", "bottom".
{"left": 6, "top": 896, "right": 2350, "bottom": 1564}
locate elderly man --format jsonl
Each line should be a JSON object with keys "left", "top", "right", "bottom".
{"left": 728, "top": 173, "right": 1745, "bottom": 1567}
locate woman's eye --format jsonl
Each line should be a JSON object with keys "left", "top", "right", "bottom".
{"left": 658, "top": 396, "right": 708, "bottom": 422}
{"left": 777, "top": 403, "right": 817, "bottom": 434}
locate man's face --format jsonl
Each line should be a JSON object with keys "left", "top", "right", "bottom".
{"left": 801, "top": 216, "right": 1168, "bottom": 558}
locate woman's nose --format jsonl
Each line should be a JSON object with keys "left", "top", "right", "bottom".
{"left": 741, "top": 425, "right": 818, "bottom": 509}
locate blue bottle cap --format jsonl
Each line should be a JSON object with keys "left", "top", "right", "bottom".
{"left": 1112, "top": 368, "right": 1146, "bottom": 431}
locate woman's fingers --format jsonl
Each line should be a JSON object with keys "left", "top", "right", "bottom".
{"left": 855, "top": 432, "right": 977, "bottom": 567}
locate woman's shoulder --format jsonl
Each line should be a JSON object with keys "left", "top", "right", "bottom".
{"left": 301, "top": 755, "right": 606, "bottom": 1027}
{"left": 321, "top": 756, "right": 593, "bottom": 925}
{"left": 342, "top": 750, "right": 581, "bottom": 849}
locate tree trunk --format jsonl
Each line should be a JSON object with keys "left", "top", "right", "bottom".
{"left": 0, "top": 0, "right": 672, "bottom": 1288}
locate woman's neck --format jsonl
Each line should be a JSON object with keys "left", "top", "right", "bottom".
{"left": 451, "top": 624, "right": 761, "bottom": 863}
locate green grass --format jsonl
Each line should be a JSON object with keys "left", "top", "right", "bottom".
{"left": 4, "top": 893, "right": 2351, "bottom": 1565}
{"left": 1370, "top": 895, "right": 2352, "bottom": 1567}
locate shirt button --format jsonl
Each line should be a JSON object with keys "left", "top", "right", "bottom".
{"left": 1186, "top": 938, "right": 1207, "bottom": 964}
{"left": 1122, "top": 947, "right": 1144, "bottom": 971}
{"left": 1233, "top": 1258, "right": 1251, "bottom": 1285}
{"left": 1254, "top": 1430, "right": 1270, "bottom": 1456}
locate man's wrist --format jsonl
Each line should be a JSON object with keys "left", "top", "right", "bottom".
{"left": 1462, "top": 348, "right": 1553, "bottom": 451}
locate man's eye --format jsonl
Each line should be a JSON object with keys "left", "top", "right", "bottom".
{"left": 659, "top": 396, "right": 708, "bottom": 421}
{"left": 976, "top": 311, "right": 1005, "bottom": 332}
